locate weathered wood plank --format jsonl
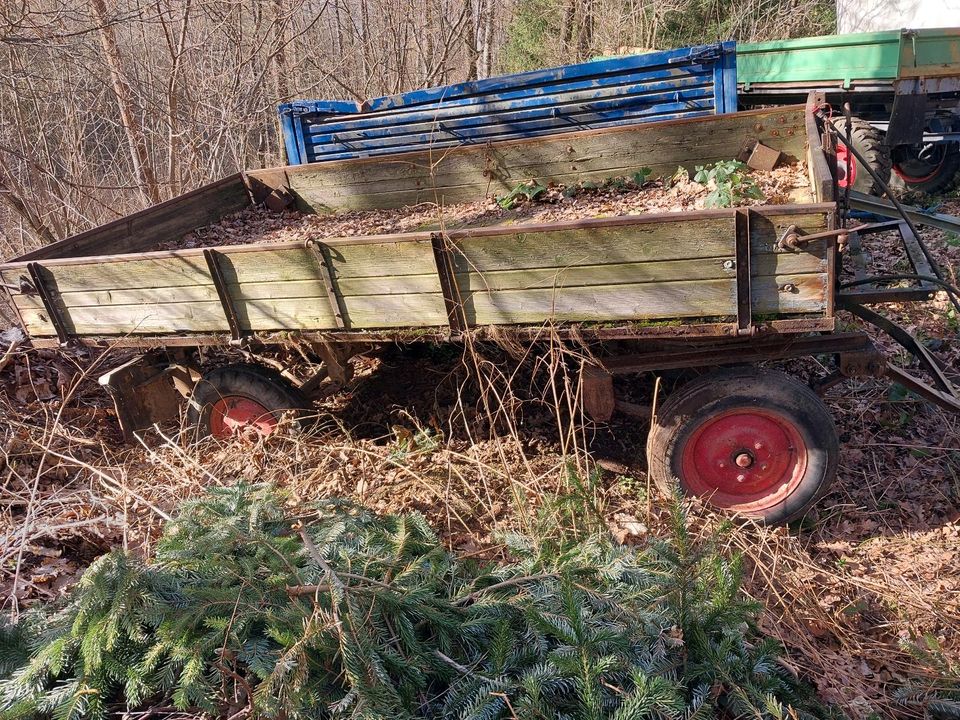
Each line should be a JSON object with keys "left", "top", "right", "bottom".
{"left": 462, "top": 278, "right": 737, "bottom": 324}
{"left": 246, "top": 108, "right": 809, "bottom": 212}
{"left": 326, "top": 240, "right": 439, "bottom": 279}
{"left": 54, "top": 275, "right": 443, "bottom": 308}
{"left": 450, "top": 219, "right": 737, "bottom": 273}
{"left": 340, "top": 293, "right": 448, "bottom": 327}
{"left": 17, "top": 290, "right": 449, "bottom": 335}
{"left": 752, "top": 273, "right": 827, "bottom": 314}
{"left": 13, "top": 175, "right": 252, "bottom": 262}
{"left": 40, "top": 248, "right": 320, "bottom": 293}
{"left": 455, "top": 257, "right": 734, "bottom": 292}
{"left": 9, "top": 293, "right": 57, "bottom": 337}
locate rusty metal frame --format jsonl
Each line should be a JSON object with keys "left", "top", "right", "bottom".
{"left": 598, "top": 331, "right": 874, "bottom": 375}
{"left": 840, "top": 221, "right": 937, "bottom": 303}
{"left": 25, "top": 262, "right": 70, "bottom": 345}
{"left": 430, "top": 232, "right": 466, "bottom": 335}
{"left": 734, "top": 209, "right": 753, "bottom": 335}
{"left": 202, "top": 249, "right": 244, "bottom": 342}
{"left": 22, "top": 316, "right": 837, "bottom": 351}
{"left": 306, "top": 240, "right": 346, "bottom": 329}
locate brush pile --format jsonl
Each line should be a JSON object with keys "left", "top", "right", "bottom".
{"left": 0, "top": 483, "right": 828, "bottom": 720}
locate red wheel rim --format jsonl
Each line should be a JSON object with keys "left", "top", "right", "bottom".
{"left": 678, "top": 408, "right": 807, "bottom": 512}
{"left": 892, "top": 152, "right": 946, "bottom": 184}
{"left": 836, "top": 141, "right": 856, "bottom": 188}
{"left": 209, "top": 396, "right": 278, "bottom": 440}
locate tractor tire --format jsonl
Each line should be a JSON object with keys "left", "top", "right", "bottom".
{"left": 890, "top": 142, "right": 960, "bottom": 195}
{"left": 187, "top": 363, "right": 307, "bottom": 440}
{"left": 831, "top": 116, "right": 892, "bottom": 196}
{"left": 646, "top": 367, "right": 838, "bottom": 525}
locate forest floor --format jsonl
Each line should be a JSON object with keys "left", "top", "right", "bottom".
{"left": 1, "top": 188, "right": 959, "bottom": 719}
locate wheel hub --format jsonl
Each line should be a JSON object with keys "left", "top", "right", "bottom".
{"left": 679, "top": 408, "right": 808, "bottom": 511}
{"left": 734, "top": 451, "right": 754, "bottom": 469}
{"left": 209, "top": 396, "right": 278, "bottom": 440}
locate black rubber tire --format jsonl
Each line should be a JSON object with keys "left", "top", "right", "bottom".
{"left": 890, "top": 142, "right": 960, "bottom": 195}
{"left": 187, "top": 363, "right": 307, "bottom": 439}
{"left": 831, "top": 116, "right": 892, "bottom": 196}
{"left": 646, "top": 367, "right": 838, "bottom": 525}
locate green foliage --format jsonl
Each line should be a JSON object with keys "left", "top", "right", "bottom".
{"left": 632, "top": 167, "right": 653, "bottom": 186}
{"left": 496, "top": 180, "right": 548, "bottom": 209}
{"left": 693, "top": 161, "right": 765, "bottom": 208}
{"left": 499, "top": 0, "right": 563, "bottom": 72}
{"left": 0, "top": 484, "right": 830, "bottom": 720}
{"left": 561, "top": 169, "right": 654, "bottom": 198}
{"left": 896, "top": 633, "right": 960, "bottom": 711}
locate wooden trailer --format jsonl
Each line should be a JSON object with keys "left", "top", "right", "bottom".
{"left": 2, "top": 96, "right": 957, "bottom": 524}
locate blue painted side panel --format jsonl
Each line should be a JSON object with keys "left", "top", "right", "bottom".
{"left": 278, "top": 42, "right": 737, "bottom": 165}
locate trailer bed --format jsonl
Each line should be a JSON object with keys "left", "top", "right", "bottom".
{"left": 1, "top": 104, "right": 836, "bottom": 348}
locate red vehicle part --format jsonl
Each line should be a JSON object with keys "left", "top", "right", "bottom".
{"left": 188, "top": 364, "right": 305, "bottom": 440}
{"left": 208, "top": 396, "right": 279, "bottom": 440}
{"left": 678, "top": 408, "right": 807, "bottom": 513}
{"left": 647, "top": 367, "right": 838, "bottom": 524}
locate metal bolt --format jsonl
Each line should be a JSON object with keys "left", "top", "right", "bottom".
{"left": 779, "top": 283, "right": 796, "bottom": 293}
{"left": 723, "top": 259, "right": 735, "bottom": 270}
{"left": 718, "top": 461, "right": 726, "bottom": 469}
{"left": 754, "top": 442, "right": 763, "bottom": 450}
{"left": 735, "top": 453, "right": 753, "bottom": 468}
{"left": 736, "top": 474, "right": 746, "bottom": 482}
{"left": 760, "top": 463, "right": 769, "bottom": 471}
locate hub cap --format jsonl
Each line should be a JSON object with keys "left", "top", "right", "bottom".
{"left": 679, "top": 408, "right": 807, "bottom": 512}
{"left": 209, "top": 396, "right": 278, "bottom": 440}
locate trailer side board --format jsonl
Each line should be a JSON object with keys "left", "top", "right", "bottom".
{"left": 3, "top": 206, "right": 832, "bottom": 342}
{"left": 247, "top": 106, "right": 811, "bottom": 213}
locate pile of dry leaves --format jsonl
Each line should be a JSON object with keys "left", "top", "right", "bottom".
{"left": 157, "top": 161, "right": 810, "bottom": 251}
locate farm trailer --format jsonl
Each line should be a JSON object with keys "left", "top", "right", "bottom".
{"left": 2, "top": 98, "right": 958, "bottom": 524}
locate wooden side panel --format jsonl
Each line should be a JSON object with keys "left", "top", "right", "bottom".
{"left": 14, "top": 175, "right": 252, "bottom": 262}
{"left": 9, "top": 242, "right": 447, "bottom": 336}
{"left": 451, "top": 218, "right": 738, "bottom": 323}
{"left": 749, "top": 210, "right": 830, "bottom": 315}
{"left": 4, "top": 207, "right": 831, "bottom": 339}
{"left": 250, "top": 107, "right": 811, "bottom": 212}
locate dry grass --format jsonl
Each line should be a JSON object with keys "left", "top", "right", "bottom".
{"left": 2, "top": 190, "right": 960, "bottom": 719}
{"left": 1, "top": 326, "right": 958, "bottom": 719}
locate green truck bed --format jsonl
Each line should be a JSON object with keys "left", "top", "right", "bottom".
{"left": 738, "top": 28, "right": 960, "bottom": 90}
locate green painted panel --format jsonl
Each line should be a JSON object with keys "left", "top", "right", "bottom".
{"left": 738, "top": 28, "right": 960, "bottom": 88}
{"left": 738, "top": 31, "right": 902, "bottom": 87}
{"left": 901, "top": 28, "right": 960, "bottom": 77}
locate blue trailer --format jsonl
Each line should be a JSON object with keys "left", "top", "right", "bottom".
{"left": 278, "top": 42, "right": 737, "bottom": 165}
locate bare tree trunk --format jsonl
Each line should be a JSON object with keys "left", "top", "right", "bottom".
{"left": 577, "top": 0, "right": 594, "bottom": 60}
{"left": 480, "top": 0, "right": 494, "bottom": 77}
{"left": 158, "top": 0, "right": 191, "bottom": 197}
{"left": 89, "top": 0, "right": 162, "bottom": 205}
{"left": 464, "top": 0, "right": 478, "bottom": 80}
{"left": 271, "top": 0, "right": 289, "bottom": 102}
{"left": 0, "top": 163, "right": 57, "bottom": 245}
